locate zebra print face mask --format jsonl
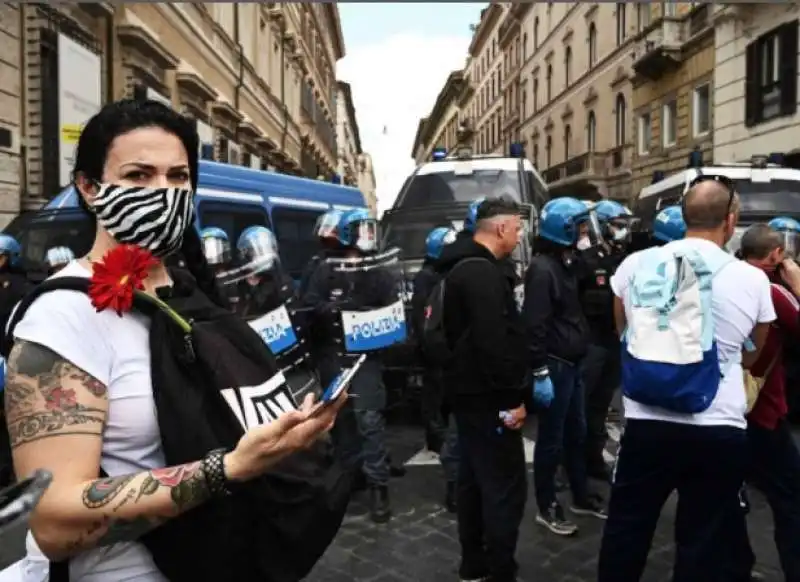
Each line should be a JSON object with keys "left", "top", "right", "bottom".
{"left": 92, "top": 183, "right": 195, "bottom": 257}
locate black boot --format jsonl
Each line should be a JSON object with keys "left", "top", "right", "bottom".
{"left": 445, "top": 481, "right": 457, "bottom": 513}
{"left": 387, "top": 454, "right": 406, "bottom": 478}
{"left": 369, "top": 485, "right": 391, "bottom": 523}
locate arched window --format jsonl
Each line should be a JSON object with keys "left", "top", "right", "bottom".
{"left": 533, "top": 142, "right": 539, "bottom": 168}
{"left": 522, "top": 90, "right": 528, "bottom": 117}
{"left": 546, "top": 64, "right": 553, "bottom": 103}
{"left": 533, "top": 77, "right": 539, "bottom": 112}
{"left": 534, "top": 17, "right": 540, "bottom": 49}
{"left": 522, "top": 33, "right": 528, "bottom": 61}
{"left": 564, "top": 124, "right": 572, "bottom": 160}
{"left": 615, "top": 94, "right": 627, "bottom": 146}
{"left": 588, "top": 23, "right": 597, "bottom": 67}
{"left": 587, "top": 111, "right": 597, "bottom": 152}
{"left": 546, "top": 135, "right": 552, "bottom": 168}
{"left": 565, "top": 46, "right": 572, "bottom": 86}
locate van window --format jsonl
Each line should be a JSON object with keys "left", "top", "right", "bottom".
{"left": 734, "top": 179, "right": 800, "bottom": 214}
{"left": 527, "top": 171, "right": 549, "bottom": 209}
{"left": 399, "top": 169, "right": 524, "bottom": 208}
{"left": 270, "top": 207, "right": 326, "bottom": 279}
{"left": 197, "top": 202, "right": 271, "bottom": 254}
{"left": 635, "top": 185, "right": 684, "bottom": 228}
{"left": 3, "top": 209, "right": 94, "bottom": 270}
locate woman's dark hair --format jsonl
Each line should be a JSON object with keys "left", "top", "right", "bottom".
{"left": 72, "top": 98, "right": 225, "bottom": 307}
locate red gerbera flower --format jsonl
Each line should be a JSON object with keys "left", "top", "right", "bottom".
{"left": 88, "top": 244, "right": 158, "bottom": 315}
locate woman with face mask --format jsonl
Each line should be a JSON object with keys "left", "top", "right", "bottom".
{"left": 2, "top": 99, "right": 342, "bottom": 582}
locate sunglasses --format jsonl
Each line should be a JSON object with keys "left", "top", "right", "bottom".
{"left": 685, "top": 174, "right": 737, "bottom": 216}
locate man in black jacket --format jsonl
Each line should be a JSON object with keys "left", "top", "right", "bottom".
{"left": 524, "top": 196, "right": 607, "bottom": 538}
{"left": 438, "top": 197, "right": 529, "bottom": 582}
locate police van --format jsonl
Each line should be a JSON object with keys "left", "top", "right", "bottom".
{"left": 634, "top": 155, "right": 800, "bottom": 253}
{"left": 3, "top": 160, "right": 366, "bottom": 282}
{"left": 379, "top": 144, "right": 550, "bottom": 399}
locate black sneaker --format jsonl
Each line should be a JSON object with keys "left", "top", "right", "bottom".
{"left": 570, "top": 496, "right": 608, "bottom": 520}
{"left": 535, "top": 502, "right": 578, "bottom": 536}
{"left": 458, "top": 561, "right": 490, "bottom": 582}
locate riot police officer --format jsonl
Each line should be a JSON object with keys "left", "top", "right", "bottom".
{"left": 303, "top": 208, "right": 399, "bottom": 523}
{"left": 652, "top": 205, "right": 687, "bottom": 245}
{"left": 44, "top": 246, "right": 75, "bottom": 276}
{"left": 768, "top": 216, "right": 800, "bottom": 259}
{"left": 411, "top": 226, "right": 459, "bottom": 512}
{"left": 200, "top": 226, "right": 239, "bottom": 311}
{"left": 236, "top": 226, "right": 295, "bottom": 319}
{"left": 577, "top": 200, "right": 632, "bottom": 480}
{"left": 0, "top": 234, "right": 29, "bottom": 488}
{"left": 298, "top": 209, "right": 345, "bottom": 298}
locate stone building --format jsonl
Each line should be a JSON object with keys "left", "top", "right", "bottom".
{"left": 410, "top": 70, "right": 464, "bottom": 164}
{"left": 713, "top": 4, "right": 800, "bottom": 167}
{"left": 355, "top": 152, "right": 377, "bottom": 216}
{"left": 630, "top": 3, "right": 715, "bottom": 195}
{"left": 519, "top": 3, "right": 635, "bottom": 201}
{"left": 499, "top": 4, "right": 526, "bottom": 149}
{"left": 6, "top": 2, "right": 349, "bottom": 216}
{"left": 0, "top": 3, "right": 22, "bottom": 227}
{"left": 335, "top": 80, "right": 361, "bottom": 187}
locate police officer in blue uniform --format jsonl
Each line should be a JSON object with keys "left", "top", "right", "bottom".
{"left": 236, "top": 226, "right": 296, "bottom": 319}
{"left": 298, "top": 209, "right": 345, "bottom": 298}
{"left": 577, "top": 200, "right": 633, "bottom": 480}
{"left": 411, "top": 226, "right": 460, "bottom": 512}
{"left": 302, "top": 208, "right": 398, "bottom": 523}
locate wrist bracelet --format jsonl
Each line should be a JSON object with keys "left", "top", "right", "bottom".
{"left": 202, "top": 448, "right": 231, "bottom": 498}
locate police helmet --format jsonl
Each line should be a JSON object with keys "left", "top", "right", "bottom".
{"left": 594, "top": 200, "right": 634, "bottom": 244}
{"left": 0, "top": 234, "right": 21, "bottom": 268}
{"left": 237, "top": 226, "right": 281, "bottom": 277}
{"left": 337, "top": 208, "right": 378, "bottom": 252}
{"left": 653, "top": 205, "right": 686, "bottom": 243}
{"left": 539, "top": 197, "right": 601, "bottom": 246}
{"left": 200, "top": 226, "right": 231, "bottom": 266}
{"left": 464, "top": 197, "right": 488, "bottom": 233}
{"left": 45, "top": 246, "right": 75, "bottom": 270}
{"left": 314, "top": 209, "right": 344, "bottom": 241}
{"left": 425, "top": 227, "right": 457, "bottom": 260}
{"left": 768, "top": 216, "right": 800, "bottom": 258}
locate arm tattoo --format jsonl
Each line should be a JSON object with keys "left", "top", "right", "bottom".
{"left": 4, "top": 340, "right": 107, "bottom": 448}
{"left": 76, "top": 462, "right": 211, "bottom": 547}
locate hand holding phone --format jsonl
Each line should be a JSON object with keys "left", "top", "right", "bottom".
{"left": 309, "top": 354, "right": 367, "bottom": 418}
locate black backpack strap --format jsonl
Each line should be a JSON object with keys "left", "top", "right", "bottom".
{"left": 1, "top": 277, "right": 91, "bottom": 358}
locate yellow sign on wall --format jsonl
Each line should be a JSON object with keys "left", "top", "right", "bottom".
{"left": 60, "top": 124, "right": 82, "bottom": 144}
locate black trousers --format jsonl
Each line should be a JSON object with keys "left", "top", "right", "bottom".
{"left": 581, "top": 336, "right": 620, "bottom": 469}
{"left": 454, "top": 408, "right": 527, "bottom": 581}
{"left": 598, "top": 419, "right": 748, "bottom": 582}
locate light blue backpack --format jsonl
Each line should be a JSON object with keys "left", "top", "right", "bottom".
{"left": 621, "top": 241, "right": 736, "bottom": 413}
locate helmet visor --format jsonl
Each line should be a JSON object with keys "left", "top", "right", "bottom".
{"left": 238, "top": 229, "right": 281, "bottom": 278}
{"left": 202, "top": 237, "right": 231, "bottom": 266}
{"left": 780, "top": 230, "right": 800, "bottom": 259}
{"left": 315, "top": 212, "right": 340, "bottom": 239}
{"left": 355, "top": 220, "right": 379, "bottom": 252}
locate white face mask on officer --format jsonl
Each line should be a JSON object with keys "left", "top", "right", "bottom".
{"left": 577, "top": 236, "right": 592, "bottom": 251}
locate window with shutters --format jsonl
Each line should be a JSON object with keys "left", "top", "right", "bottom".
{"left": 745, "top": 20, "right": 798, "bottom": 127}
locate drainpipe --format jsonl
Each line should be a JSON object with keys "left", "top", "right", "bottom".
{"left": 233, "top": 5, "right": 244, "bottom": 148}
{"left": 279, "top": 17, "right": 289, "bottom": 171}
{"left": 105, "top": 11, "right": 114, "bottom": 102}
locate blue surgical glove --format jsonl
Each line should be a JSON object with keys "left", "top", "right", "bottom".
{"left": 533, "top": 374, "right": 554, "bottom": 408}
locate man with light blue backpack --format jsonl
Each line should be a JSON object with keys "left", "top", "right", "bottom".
{"left": 598, "top": 177, "right": 776, "bottom": 581}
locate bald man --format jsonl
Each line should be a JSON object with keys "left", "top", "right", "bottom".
{"left": 598, "top": 177, "right": 777, "bottom": 582}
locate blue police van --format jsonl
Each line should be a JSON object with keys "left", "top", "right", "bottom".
{"left": 3, "top": 161, "right": 366, "bottom": 281}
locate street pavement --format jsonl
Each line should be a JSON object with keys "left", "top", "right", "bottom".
{"left": 0, "top": 421, "right": 788, "bottom": 581}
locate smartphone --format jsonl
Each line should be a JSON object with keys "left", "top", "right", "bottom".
{"left": 0, "top": 470, "right": 53, "bottom": 532}
{"left": 310, "top": 354, "right": 367, "bottom": 417}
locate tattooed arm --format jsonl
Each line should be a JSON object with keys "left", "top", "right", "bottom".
{"left": 4, "top": 340, "right": 213, "bottom": 561}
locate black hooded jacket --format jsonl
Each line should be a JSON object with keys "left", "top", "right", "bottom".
{"left": 434, "top": 236, "right": 529, "bottom": 411}
{"left": 523, "top": 251, "right": 590, "bottom": 372}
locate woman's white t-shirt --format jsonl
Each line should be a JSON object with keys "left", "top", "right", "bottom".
{"left": 12, "top": 261, "right": 168, "bottom": 582}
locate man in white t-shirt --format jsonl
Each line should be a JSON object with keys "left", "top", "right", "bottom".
{"left": 597, "top": 178, "right": 776, "bottom": 582}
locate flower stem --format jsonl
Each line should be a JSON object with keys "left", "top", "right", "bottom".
{"left": 134, "top": 291, "right": 192, "bottom": 333}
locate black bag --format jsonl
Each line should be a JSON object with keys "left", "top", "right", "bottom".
{"left": 419, "top": 258, "right": 488, "bottom": 365}
{"left": 3, "top": 272, "right": 351, "bottom": 582}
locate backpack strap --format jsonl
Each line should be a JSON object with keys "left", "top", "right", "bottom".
{"left": 1, "top": 277, "right": 91, "bottom": 358}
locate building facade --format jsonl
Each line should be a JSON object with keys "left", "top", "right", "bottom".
{"left": 410, "top": 70, "right": 464, "bottom": 164}
{"left": 461, "top": 4, "right": 506, "bottom": 155}
{"left": 355, "top": 152, "right": 377, "bottom": 215}
{"left": 519, "top": 3, "right": 635, "bottom": 201}
{"left": 5, "top": 3, "right": 350, "bottom": 218}
{"left": 335, "top": 81, "right": 362, "bottom": 187}
{"left": 713, "top": 4, "right": 800, "bottom": 166}
{"left": 630, "top": 3, "right": 715, "bottom": 196}
{"left": 500, "top": 4, "right": 526, "bottom": 149}
{"left": 0, "top": 3, "right": 22, "bottom": 227}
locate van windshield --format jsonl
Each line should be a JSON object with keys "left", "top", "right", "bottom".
{"left": 398, "top": 169, "right": 524, "bottom": 208}
{"left": 3, "top": 210, "right": 94, "bottom": 271}
{"left": 735, "top": 179, "right": 800, "bottom": 214}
